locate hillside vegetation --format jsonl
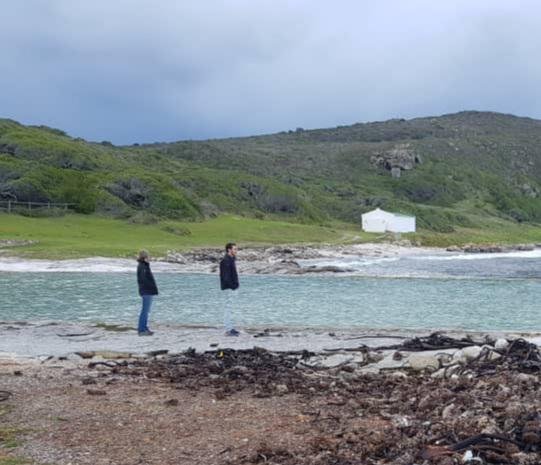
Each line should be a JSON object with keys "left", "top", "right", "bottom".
{"left": 0, "top": 111, "right": 540, "bottom": 238}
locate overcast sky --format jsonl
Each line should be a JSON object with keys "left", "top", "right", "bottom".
{"left": 1, "top": 1, "right": 540, "bottom": 144}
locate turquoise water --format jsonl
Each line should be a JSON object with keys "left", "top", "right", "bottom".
{"left": 0, "top": 267, "right": 540, "bottom": 331}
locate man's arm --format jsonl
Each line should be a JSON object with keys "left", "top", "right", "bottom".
{"left": 231, "top": 260, "right": 239, "bottom": 290}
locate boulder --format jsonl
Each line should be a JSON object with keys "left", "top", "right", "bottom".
{"left": 302, "top": 265, "right": 355, "bottom": 273}
{"left": 441, "top": 403, "right": 455, "bottom": 419}
{"left": 516, "top": 373, "right": 537, "bottom": 383}
{"left": 453, "top": 346, "right": 482, "bottom": 364}
{"left": 318, "top": 354, "right": 355, "bottom": 368}
{"left": 370, "top": 143, "right": 421, "bottom": 175}
{"left": 75, "top": 350, "right": 132, "bottom": 360}
{"left": 494, "top": 338, "right": 509, "bottom": 351}
{"left": 407, "top": 353, "right": 440, "bottom": 372}
{"left": 356, "top": 351, "right": 404, "bottom": 373}
{"left": 446, "top": 245, "right": 461, "bottom": 252}
{"left": 275, "top": 384, "right": 289, "bottom": 394}
{"left": 165, "top": 252, "right": 187, "bottom": 264}
{"left": 254, "top": 260, "right": 302, "bottom": 275}
{"left": 86, "top": 389, "right": 107, "bottom": 396}
{"left": 520, "top": 183, "right": 539, "bottom": 198}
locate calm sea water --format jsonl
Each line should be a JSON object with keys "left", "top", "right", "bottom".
{"left": 0, "top": 251, "right": 539, "bottom": 331}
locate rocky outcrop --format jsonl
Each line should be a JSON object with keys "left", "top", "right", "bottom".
{"left": 447, "top": 243, "right": 536, "bottom": 253}
{"left": 370, "top": 143, "right": 422, "bottom": 178}
{"left": 301, "top": 265, "right": 354, "bottom": 273}
{"left": 162, "top": 243, "right": 430, "bottom": 275}
{"left": 253, "top": 260, "right": 304, "bottom": 275}
{"left": 164, "top": 246, "right": 328, "bottom": 274}
{"left": 165, "top": 246, "right": 326, "bottom": 266}
{"left": 520, "top": 183, "right": 539, "bottom": 198}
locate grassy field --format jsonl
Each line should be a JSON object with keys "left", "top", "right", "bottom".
{"left": 413, "top": 223, "right": 541, "bottom": 247}
{"left": 0, "top": 212, "right": 539, "bottom": 259}
{"left": 412, "top": 214, "right": 541, "bottom": 247}
{"left": 0, "top": 213, "right": 370, "bottom": 259}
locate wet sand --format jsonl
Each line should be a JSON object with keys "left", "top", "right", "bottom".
{"left": 2, "top": 320, "right": 541, "bottom": 363}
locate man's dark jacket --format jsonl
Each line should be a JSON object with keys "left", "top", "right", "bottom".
{"left": 137, "top": 261, "right": 158, "bottom": 296}
{"left": 220, "top": 254, "right": 239, "bottom": 290}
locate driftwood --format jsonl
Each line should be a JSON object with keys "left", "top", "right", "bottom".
{"left": 422, "top": 433, "right": 523, "bottom": 459}
{"left": 56, "top": 331, "right": 95, "bottom": 337}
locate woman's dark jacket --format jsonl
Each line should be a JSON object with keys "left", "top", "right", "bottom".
{"left": 137, "top": 261, "right": 158, "bottom": 296}
{"left": 220, "top": 254, "right": 239, "bottom": 290}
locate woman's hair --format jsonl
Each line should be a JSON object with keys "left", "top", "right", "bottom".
{"left": 137, "top": 250, "right": 149, "bottom": 262}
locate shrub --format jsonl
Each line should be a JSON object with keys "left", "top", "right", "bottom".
{"left": 0, "top": 166, "right": 99, "bottom": 213}
{"left": 16, "top": 206, "right": 68, "bottom": 217}
{"left": 106, "top": 173, "right": 201, "bottom": 219}
{"left": 392, "top": 173, "right": 465, "bottom": 206}
{"left": 161, "top": 225, "right": 192, "bottom": 236}
{"left": 94, "top": 191, "right": 132, "bottom": 218}
{"left": 128, "top": 211, "right": 160, "bottom": 224}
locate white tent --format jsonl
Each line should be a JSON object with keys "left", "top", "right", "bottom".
{"left": 361, "top": 208, "right": 416, "bottom": 233}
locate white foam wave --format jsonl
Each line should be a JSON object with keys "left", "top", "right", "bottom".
{"left": 299, "top": 256, "right": 400, "bottom": 270}
{"left": 411, "top": 249, "right": 541, "bottom": 261}
{"left": 0, "top": 257, "right": 185, "bottom": 273}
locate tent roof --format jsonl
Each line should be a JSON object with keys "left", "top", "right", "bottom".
{"left": 362, "top": 208, "right": 415, "bottom": 219}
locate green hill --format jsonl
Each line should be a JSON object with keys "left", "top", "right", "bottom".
{"left": 1, "top": 111, "right": 540, "bottom": 239}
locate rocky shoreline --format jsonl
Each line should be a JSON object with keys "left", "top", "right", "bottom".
{"left": 163, "top": 241, "right": 540, "bottom": 274}
{"left": 1, "top": 240, "right": 540, "bottom": 275}
{"left": 446, "top": 243, "right": 540, "bottom": 254}
{"left": 0, "top": 241, "right": 437, "bottom": 274}
{"left": 162, "top": 242, "right": 437, "bottom": 275}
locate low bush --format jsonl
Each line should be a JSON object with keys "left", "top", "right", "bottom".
{"left": 161, "top": 225, "right": 192, "bottom": 236}
{"left": 128, "top": 211, "right": 160, "bottom": 224}
{"left": 15, "top": 206, "right": 68, "bottom": 218}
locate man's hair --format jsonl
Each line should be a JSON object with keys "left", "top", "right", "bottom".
{"left": 225, "top": 242, "right": 236, "bottom": 252}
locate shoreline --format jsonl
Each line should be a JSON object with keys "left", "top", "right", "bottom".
{"left": 0, "top": 243, "right": 440, "bottom": 274}
{"left": 2, "top": 320, "right": 541, "bottom": 361}
{"left": 1, "top": 242, "right": 539, "bottom": 275}
{"left": 3, "top": 331, "right": 541, "bottom": 465}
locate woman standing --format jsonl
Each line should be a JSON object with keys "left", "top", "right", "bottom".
{"left": 136, "top": 250, "right": 158, "bottom": 336}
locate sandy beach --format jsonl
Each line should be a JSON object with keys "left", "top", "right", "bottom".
{"left": 2, "top": 320, "right": 541, "bottom": 359}
{"left": 1, "top": 326, "right": 541, "bottom": 464}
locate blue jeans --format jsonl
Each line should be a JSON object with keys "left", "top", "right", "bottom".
{"left": 138, "top": 295, "right": 153, "bottom": 333}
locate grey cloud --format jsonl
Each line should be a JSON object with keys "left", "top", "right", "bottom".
{"left": 1, "top": 0, "right": 541, "bottom": 143}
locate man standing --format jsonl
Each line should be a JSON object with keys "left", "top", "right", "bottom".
{"left": 136, "top": 250, "right": 158, "bottom": 336}
{"left": 219, "top": 242, "right": 240, "bottom": 336}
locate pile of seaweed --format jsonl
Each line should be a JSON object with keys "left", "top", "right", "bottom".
{"left": 102, "top": 335, "right": 541, "bottom": 464}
